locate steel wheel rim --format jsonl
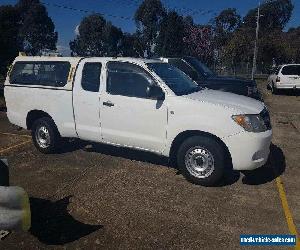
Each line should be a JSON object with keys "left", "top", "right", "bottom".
{"left": 184, "top": 147, "right": 215, "bottom": 178}
{"left": 35, "top": 126, "right": 50, "bottom": 148}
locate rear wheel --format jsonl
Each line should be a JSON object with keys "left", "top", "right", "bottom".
{"left": 31, "top": 117, "right": 61, "bottom": 154}
{"left": 177, "top": 135, "right": 225, "bottom": 186}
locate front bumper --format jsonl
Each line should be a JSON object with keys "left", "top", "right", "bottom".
{"left": 223, "top": 129, "right": 272, "bottom": 171}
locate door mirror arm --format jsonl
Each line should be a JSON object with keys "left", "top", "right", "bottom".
{"left": 146, "top": 85, "right": 165, "bottom": 100}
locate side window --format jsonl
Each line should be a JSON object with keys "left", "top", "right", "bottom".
{"left": 81, "top": 63, "right": 102, "bottom": 92}
{"left": 107, "top": 62, "right": 155, "bottom": 98}
{"left": 10, "top": 62, "right": 70, "bottom": 87}
{"left": 281, "top": 65, "right": 300, "bottom": 75}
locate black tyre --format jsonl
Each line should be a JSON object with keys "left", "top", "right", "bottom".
{"left": 31, "top": 117, "right": 61, "bottom": 154}
{"left": 177, "top": 135, "right": 225, "bottom": 186}
{"left": 271, "top": 82, "right": 279, "bottom": 95}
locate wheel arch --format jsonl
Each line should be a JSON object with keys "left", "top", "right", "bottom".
{"left": 169, "top": 130, "right": 232, "bottom": 168}
{"left": 26, "top": 110, "right": 59, "bottom": 134}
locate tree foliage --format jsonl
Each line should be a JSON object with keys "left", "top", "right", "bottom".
{"left": 119, "top": 33, "right": 144, "bottom": 57}
{"left": 284, "top": 27, "right": 300, "bottom": 63}
{"left": 1, "top": 0, "right": 298, "bottom": 77}
{"left": 155, "top": 11, "right": 185, "bottom": 57}
{"left": 243, "top": 0, "right": 293, "bottom": 31}
{"left": 0, "top": 0, "right": 57, "bottom": 75}
{"left": 134, "top": 0, "right": 166, "bottom": 57}
{"left": 70, "top": 14, "right": 123, "bottom": 57}
{"left": 213, "top": 8, "right": 241, "bottom": 49}
{"left": 223, "top": 0, "right": 294, "bottom": 72}
{"left": 0, "top": 5, "right": 19, "bottom": 75}
{"left": 183, "top": 24, "right": 214, "bottom": 65}
{"left": 17, "top": 0, "right": 57, "bottom": 55}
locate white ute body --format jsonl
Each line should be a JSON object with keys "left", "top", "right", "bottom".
{"left": 5, "top": 56, "right": 272, "bottom": 174}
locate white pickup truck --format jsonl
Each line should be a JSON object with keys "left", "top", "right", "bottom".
{"left": 4, "top": 56, "right": 272, "bottom": 186}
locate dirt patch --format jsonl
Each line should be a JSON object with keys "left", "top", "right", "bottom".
{"left": 0, "top": 96, "right": 6, "bottom": 112}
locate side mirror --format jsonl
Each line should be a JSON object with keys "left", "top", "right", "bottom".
{"left": 146, "top": 85, "right": 165, "bottom": 100}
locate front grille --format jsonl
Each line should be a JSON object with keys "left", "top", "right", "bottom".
{"left": 260, "top": 108, "right": 272, "bottom": 130}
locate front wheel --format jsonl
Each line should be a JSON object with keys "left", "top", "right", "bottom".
{"left": 177, "top": 136, "right": 225, "bottom": 186}
{"left": 31, "top": 117, "right": 61, "bottom": 154}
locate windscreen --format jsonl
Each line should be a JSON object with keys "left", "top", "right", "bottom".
{"left": 147, "top": 63, "right": 201, "bottom": 96}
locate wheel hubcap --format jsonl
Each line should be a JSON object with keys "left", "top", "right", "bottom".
{"left": 185, "top": 147, "right": 215, "bottom": 178}
{"left": 35, "top": 126, "right": 50, "bottom": 148}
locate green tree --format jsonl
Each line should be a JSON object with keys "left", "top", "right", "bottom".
{"left": 119, "top": 33, "right": 144, "bottom": 57}
{"left": 17, "top": 0, "right": 57, "bottom": 55}
{"left": 134, "top": 0, "right": 166, "bottom": 57}
{"left": 183, "top": 15, "right": 194, "bottom": 27}
{"left": 258, "top": 31, "right": 289, "bottom": 68}
{"left": 224, "top": 0, "right": 294, "bottom": 73}
{"left": 243, "top": 0, "right": 293, "bottom": 32}
{"left": 70, "top": 14, "right": 123, "bottom": 57}
{"left": 284, "top": 27, "right": 300, "bottom": 63}
{"left": 213, "top": 8, "right": 241, "bottom": 49}
{"left": 0, "top": 5, "right": 19, "bottom": 75}
{"left": 155, "top": 11, "right": 185, "bottom": 57}
{"left": 224, "top": 29, "right": 257, "bottom": 73}
{"left": 102, "top": 22, "right": 123, "bottom": 56}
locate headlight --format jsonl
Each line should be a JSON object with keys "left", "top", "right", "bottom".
{"left": 232, "top": 113, "right": 268, "bottom": 132}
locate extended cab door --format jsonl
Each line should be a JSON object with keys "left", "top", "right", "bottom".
{"left": 73, "top": 60, "right": 102, "bottom": 141}
{"left": 100, "top": 61, "right": 168, "bottom": 153}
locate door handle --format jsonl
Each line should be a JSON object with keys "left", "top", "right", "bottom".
{"left": 103, "top": 101, "right": 114, "bottom": 107}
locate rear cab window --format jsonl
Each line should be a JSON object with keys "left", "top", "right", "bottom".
{"left": 9, "top": 61, "right": 71, "bottom": 87}
{"left": 281, "top": 65, "right": 300, "bottom": 75}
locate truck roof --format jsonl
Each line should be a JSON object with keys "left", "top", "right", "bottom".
{"left": 14, "top": 56, "right": 82, "bottom": 64}
{"left": 88, "top": 57, "right": 161, "bottom": 64}
{"left": 14, "top": 56, "right": 162, "bottom": 64}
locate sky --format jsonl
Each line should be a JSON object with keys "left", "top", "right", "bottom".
{"left": 1, "top": 0, "right": 300, "bottom": 55}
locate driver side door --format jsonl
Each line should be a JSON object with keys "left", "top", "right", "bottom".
{"left": 100, "top": 62, "right": 168, "bottom": 153}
